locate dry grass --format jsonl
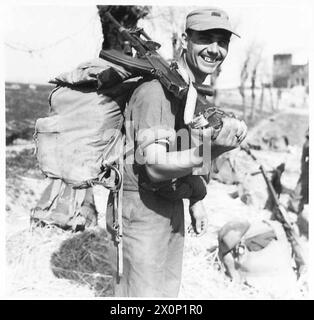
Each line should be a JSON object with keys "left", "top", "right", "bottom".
{"left": 6, "top": 225, "right": 95, "bottom": 298}
{"left": 6, "top": 212, "right": 308, "bottom": 300}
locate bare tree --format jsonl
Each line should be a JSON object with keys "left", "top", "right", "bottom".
{"left": 249, "top": 48, "right": 263, "bottom": 120}
{"left": 97, "top": 5, "right": 151, "bottom": 52}
{"left": 259, "top": 82, "right": 265, "bottom": 112}
{"left": 258, "top": 59, "right": 272, "bottom": 112}
{"left": 239, "top": 42, "right": 265, "bottom": 121}
{"left": 145, "top": 6, "right": 194, "bottom": 59}
{"left": 239, "top": 55, "right": 250, "bottom": 121}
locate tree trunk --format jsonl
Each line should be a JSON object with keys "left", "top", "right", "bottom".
{"left": 269, "top": 86, "right": 274, "bottom": 111}
{"left": 97, "top": 5, "right": 151, "bottom": 51}
{"left": 242, "top": 96, "right": 247, "bottom": 120}
{"left": 239, "top": 57, "right": 250, "bottom": 121}
{"left": 250, "top": 71, "right": 256, "bottom": 120}
{"left": 172, "top": 31, "right": 181, "bottom": 60}
{"left": 239, "top": 86, "right": 246, "bottom": 120}
{"left": 259, "top": 83, "right": 264, "bottom": 111}
{"left": 276, "top": 88, "right": 282, "bottom": 110}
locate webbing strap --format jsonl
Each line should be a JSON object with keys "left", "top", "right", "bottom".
{"left": 93, "top": 185, "right": 111, "bottom": 229}
{"left": 117, "top": 135, "right": 125, "bottom": 278}
{"left": 74, "top": 189, "right": 87, "bottom": 215}
{"left": 49, "top": 179, "right": 63, "bottom": 211}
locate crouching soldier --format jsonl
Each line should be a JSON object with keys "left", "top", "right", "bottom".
{"left": 218, "top": 219, "right": 298, "bottom": 296}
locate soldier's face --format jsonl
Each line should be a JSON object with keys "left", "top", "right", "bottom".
{"left": 184, "top": 29, "right": 231, "bottom": 81}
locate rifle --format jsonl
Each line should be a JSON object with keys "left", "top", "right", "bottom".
{"left": 99, "top": 10, "right": 235, "bottom": 132}
{"left": 240, "top": 145, "right": 306, "bottom": 275}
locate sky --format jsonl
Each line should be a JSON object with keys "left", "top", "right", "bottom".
{"left": 1, "top": 0, "right": 312, "bottom": 88}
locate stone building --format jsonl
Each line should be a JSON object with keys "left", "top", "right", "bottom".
{"left": 272, "top": 54, "right": 308, "bottom": 89}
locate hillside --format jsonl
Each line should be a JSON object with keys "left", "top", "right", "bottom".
{"left": 5, "top": 84, "right": 309, "bottom": 299}
{"left": 5, "top": 82, "right": 53, "bottom": 144}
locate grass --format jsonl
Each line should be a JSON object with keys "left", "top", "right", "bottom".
{"left": 6, "top": 226, "right": 95, "bottom": 298}
{"left": 6, "top": 148, "right": 41, "bottom": 179}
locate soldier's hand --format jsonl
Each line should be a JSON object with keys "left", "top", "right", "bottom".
{"left": 189, "top": 114, "right": 209, "bottom": 129}
{"left": 188, "top": 201, "right": 208, "bottom": 237}
{"left": 214, "top": 117, "right": 247, "bottom": 147}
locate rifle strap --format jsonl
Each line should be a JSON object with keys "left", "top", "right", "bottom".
{"left": 184, "top": 81, "right": 198, "bottom": 125}
{"left": 176, "top": 55, "right": 192, "bottom": 84}
{"left": 176, "top": 55, "right": 198, "bottom": 126}
{"left": 111, "top": 134, "right": 125, "bottom": 282}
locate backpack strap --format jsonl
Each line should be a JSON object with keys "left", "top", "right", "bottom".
{"left": 35, "top": 179, "right": 63, "bottom": 211}
{"left": 116, "top": 136, "right": 124, "bottom": 279}
{"left": 65, "top": 188, "right": 87, "bottom": 231}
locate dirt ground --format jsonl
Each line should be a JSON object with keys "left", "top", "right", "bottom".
{"left": 5, "top": 107, "right": 309, "bottom": 299}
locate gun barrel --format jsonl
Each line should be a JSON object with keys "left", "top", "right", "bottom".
{"left": 193, "top": 83, "right": 215, "bottom": 96}
{"left": 259, "top": 165, "right": 281, "bottom": 207}
{"left": 240, "top": 145, "right": 258, "bottom": 161}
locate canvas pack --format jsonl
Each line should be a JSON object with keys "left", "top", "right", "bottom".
{"left": 31, "top": 58, "right": 138, "bottom": 230}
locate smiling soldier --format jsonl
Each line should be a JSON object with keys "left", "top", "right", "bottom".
{"left": 111, "top": 7, "right": 247, "bottom": 297}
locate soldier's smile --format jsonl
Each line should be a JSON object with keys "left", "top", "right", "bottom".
{"left": 184, "top": 29, "right": 231, "bottom": 81}
{"left": 200, "top": 53, "right": 221, "bottom": 64}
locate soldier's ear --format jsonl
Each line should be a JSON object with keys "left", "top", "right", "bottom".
{"left": 181, "top": 32, "right": 188, "bottom": 50}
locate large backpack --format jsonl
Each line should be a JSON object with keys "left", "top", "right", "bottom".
{"left": 31, "top": 58, "right": 138, "bottom": 231}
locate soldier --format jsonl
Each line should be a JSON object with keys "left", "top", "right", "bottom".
{"left": 299, "top": 128, "right": 309, "bottom": 212}
{"left": 218, "top": 219, "right": 297, "bottom": 295}
{"left": 112, "top": 7, "right": 247, "bottom": 297}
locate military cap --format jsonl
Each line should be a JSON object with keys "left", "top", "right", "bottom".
{"left": 185, "top": 7, "right": 240, "bottom": 38}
